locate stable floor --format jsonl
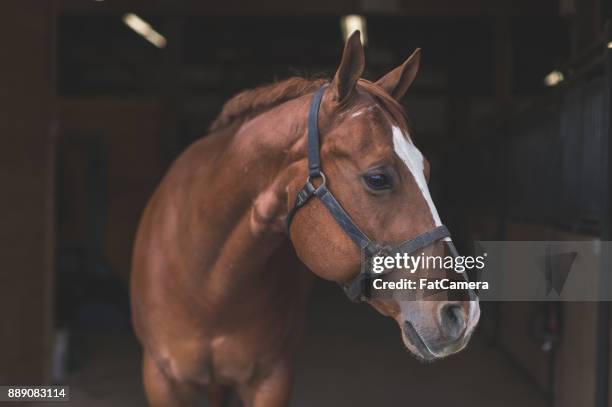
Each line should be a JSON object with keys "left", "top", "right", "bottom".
{"left": 28, "top": 284, "right": 547, "bottom": 407}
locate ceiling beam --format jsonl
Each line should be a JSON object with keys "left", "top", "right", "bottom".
{"left": 59, "top": 0, "right": 559, "bottom": 17}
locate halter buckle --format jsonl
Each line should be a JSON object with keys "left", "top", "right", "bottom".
{"left": 306, "top": 171, "right": 326, "bottom": 191}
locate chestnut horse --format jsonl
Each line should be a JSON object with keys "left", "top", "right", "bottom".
{"left": 131, "top": 32, "right": 480, "bottom": 407}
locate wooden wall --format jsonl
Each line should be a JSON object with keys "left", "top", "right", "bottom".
{"left": 0, "top": 2, "right": 57, "bottom": 384}
{"left": 493, "top": 221, "right": 602, "bottom": 407}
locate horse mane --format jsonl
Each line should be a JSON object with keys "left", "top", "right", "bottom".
{"left": 209, "top": 77, "right": 328, "bottom": 132}
{"left": 209, "top": 76, "right": 410, "bottom": 135}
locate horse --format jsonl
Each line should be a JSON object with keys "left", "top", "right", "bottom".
{"left": 131, "top": 31, "right": 480, "bottom": 407}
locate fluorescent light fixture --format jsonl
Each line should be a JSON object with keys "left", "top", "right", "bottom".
{"left": 340, "top": 15, "right": 367, "bottom": 46}
{"left": 543, "top": 70, "right": 564, "bottom": 87}
{"left": 607, "top": 41, "right": 612, "bottom": 49}
{"left": 122, "top": 13, "right": 167, "bottom": 49}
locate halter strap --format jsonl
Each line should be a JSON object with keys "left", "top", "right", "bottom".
{"left": 287, "top": 180, "right": 381, "bottom": 254}
{"left": 307, "top": 85, "right": 327, "bottom": 177}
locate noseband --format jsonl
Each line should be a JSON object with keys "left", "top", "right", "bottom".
{"left": 286, "top": 85, "right": 459, "bottom": 302}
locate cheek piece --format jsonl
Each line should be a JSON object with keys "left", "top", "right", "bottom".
{"left": 286, "top": 85, "right": 476, "bottom": 302}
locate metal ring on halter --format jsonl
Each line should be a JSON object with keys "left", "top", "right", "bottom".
{"left": 307, "top": 171, "right": 326, "bottom": 190}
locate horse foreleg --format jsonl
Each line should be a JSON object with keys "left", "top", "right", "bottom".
{"left": 142, "top": 352, "right": 204, "bottom": 407}
{"left": 237, "top": 361, "right": 293, "bottom": 407}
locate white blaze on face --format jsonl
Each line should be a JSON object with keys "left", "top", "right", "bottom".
{"left": 391, "top": 126, "right": 443, "bottom": 228}
{"left": 393, "top": 125, "right": 480, "bottom": 341}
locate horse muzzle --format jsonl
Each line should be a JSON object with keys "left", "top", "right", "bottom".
{"left": 401, "top": 299, "right": 480, "bottom": 360}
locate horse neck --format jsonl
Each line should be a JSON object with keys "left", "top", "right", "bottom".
{"left": 194, "top": 95, "right": 311, "bottom": 304}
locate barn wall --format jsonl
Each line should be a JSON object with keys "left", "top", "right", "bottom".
{"left": 58, "top": 97, "right": 166, "bottom": 283}
{"left": 554, "top": 302, "right": 598, "bottom": 407}
{"left": 551, "top": 228, "right": 600, "bottom": 407}
{"left": 493, "top": 223, "right": 602, "bottom": 407}
{"left": 498, "top": 222, "right": 556, "bottom": 393}
{"left": 0, "top": 2, "right": 57, "bottom": 384}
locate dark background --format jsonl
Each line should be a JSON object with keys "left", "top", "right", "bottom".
{"left": 1, "top": 0, "right": 611, "bottom": 406}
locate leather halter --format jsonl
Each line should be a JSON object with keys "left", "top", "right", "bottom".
{"left": 286, "top": 85, "right": 457, "bottom": 302}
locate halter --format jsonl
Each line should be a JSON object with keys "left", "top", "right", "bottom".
{"left": 286, "top": 85, "right": 459, "bottom": 302}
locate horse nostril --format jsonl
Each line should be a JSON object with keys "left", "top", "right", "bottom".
{"left": 439, "top": 304, "right": 466, "bottom": 342}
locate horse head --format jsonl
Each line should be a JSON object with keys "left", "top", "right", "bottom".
{"left": 288, "top": 32, "right": 480, "bottom": 361}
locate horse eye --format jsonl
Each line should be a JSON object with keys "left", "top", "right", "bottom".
{"left": 363, "top": 172, "right": 393, "bottom": 191}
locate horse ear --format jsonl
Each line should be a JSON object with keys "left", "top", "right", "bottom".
{"left": 375, "top": 48, "right": 421, "bottom": 100}
{"left": 330, "top": 30, "right": 365, "bottom": 104}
